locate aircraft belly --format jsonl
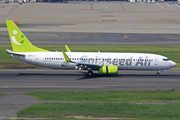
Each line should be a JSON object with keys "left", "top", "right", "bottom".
{"left": 38, "top": 61, "right": 75, "bottom": 69}
{"left": 118, "top": 66, "right": 153, "bottom": 70}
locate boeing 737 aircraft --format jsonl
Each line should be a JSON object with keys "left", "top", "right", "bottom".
{"left": 5, "top": 20, "right": 176, "bottom": 76}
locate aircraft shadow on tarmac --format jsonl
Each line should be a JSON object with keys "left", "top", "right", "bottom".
{"left": 77, "top": 74, "right": 180, "bottom": 80}
{"left": 16, "top": 72, "right": 180, "bottom": 80}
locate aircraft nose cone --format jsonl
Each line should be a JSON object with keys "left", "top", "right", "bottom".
{"left": 170, "top": 61, "right": 176, "bottom": 68}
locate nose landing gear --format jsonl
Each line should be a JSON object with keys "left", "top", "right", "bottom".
{"left": 156, "top": 72, "right": 160, "bottom": 76}
{"left": 156, "top": 70, "right": 166, "bottom": 76}
{"left": 87, "top": 70, "right": 94, "bottom": 77}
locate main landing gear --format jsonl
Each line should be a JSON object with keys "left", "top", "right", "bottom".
{"left": 87, "top": 70, "right": 94, "bottom": 77}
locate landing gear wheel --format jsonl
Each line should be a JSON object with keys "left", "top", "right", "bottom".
{"left": 87, "top": 70, "right": 93, "bottom": 77}
{"left": 156, "top": 72, "right": 160, "bottom": 76}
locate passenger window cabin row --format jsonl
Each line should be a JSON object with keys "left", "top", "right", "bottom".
{"left": 44, "top": 58, "right": 152, "bottom": 61}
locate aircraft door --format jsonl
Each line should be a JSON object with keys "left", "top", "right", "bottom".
{"left": 154, "top": 57, "right": 158, "bottom": 65}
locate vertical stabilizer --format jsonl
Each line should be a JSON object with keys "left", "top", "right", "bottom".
{"left": 6, "top": 20, "right": 49, "bottom": 52}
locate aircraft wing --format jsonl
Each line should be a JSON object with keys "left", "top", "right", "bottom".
{"left": 76, "top": 62, "right": 102, "bottom": 70}
{"left": 62, "top": 51, "right": 102, "bottom": 69}
{"left": 76, "top": 62, "right": 102, "bottom": 67}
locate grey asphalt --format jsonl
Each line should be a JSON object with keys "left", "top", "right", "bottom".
{"left": 1, "top": 2, "right": 180, "bottom": 46}
{"left": 0, "top": 69, "right": 180, "bottom": 118}
{"left": 0, "top": 69, "right": 180, "bottom": 93}
{"left": 1, "top": 31, "right": 180, "bottom": 45}
{"left": 0, "top": 1, "right": 180, "bottom": 119}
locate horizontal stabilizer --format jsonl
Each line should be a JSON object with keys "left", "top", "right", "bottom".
{"left": 6, "top": 49, "right": 25, "bottom": 56}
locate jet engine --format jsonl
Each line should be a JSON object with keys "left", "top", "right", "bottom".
{"left": 99, "top": 65, "right": 118, "bottom": 74}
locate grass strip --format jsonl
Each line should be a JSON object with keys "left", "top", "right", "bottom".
{"left": 16, "top": 118, "right": 133, "bottom": 120}
{"left": 0, "top": 35, "right": 8, "bottom": 38}
{"left": 0, "top": 93, "right": 3, "bottom": 97}
{"left": 26, "top": 90, "right": 180, "bottom": 103}
{"left": 0, "top": 24, "right": 27, "bottom": 27}
{"left": 0, "top": 61, "right": 49, "bottom": 69}
{"left": 17, "top": 102, "right": 180, "bottom": 119}
{"left": 0, "top": 45, "right": 180, "bottom": 69}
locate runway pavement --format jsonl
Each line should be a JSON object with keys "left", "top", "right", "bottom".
{"left": 0, "top": 69, "right": 180, "bottom": 94}
{"left": 0, "top": 69, "right": 180, "bottom": 118}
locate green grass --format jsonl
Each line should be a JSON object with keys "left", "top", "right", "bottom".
{"left": 0, "top": 61, "right": 49, "bottom": 69}
{"left": 16, "top": 118, "right": 133, "bottom": 120}
{"left": 26, "top": 90, "right": 180, "bottom": 103}
{"left": 0, "top": 93, "right": 3, "bottom": 97}
{"left": 0, "top": 35, "right": 8, "bottom": 38}
{"left": 15, "top": 118, "right": 180, "bottom": 120}
{"left": 17, "top": 102, "right": 180, "bottom": 119}
{"left": 0, "top": 24, "right": 27, "bottom": 27}
{"left": 0, "top": 45, "right": 180, "bottom": 69}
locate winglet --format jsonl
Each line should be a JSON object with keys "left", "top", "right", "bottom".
{"left": 65, "top": 45, "right": 71, "bottom": 52}
{"left": 62, "top": 51, "right": 73, "bottom": 62}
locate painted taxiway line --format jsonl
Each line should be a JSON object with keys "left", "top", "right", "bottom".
{"left": 114, "top": 11, "right": 127, "bottom": 38}
{"left": 120, "top": 3, "right": 125, "bottom": 11}
{"left": 156, "top": 3, "right": 164, "bottom": 9}
{"left": 0, "top": 4, "right": 18, "bottom": 21}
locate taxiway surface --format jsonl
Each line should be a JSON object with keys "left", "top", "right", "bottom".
{"left": 1, "top": 2, "right": 180, "bottom": 45}
{"left": 1, "top": 31, "right": 180, "bottom": 45}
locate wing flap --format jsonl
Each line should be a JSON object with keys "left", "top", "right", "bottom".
{"left": 76, "top": 62, "right": 102, "bottom": 70}
{"left": 76, "top": 62, "right": 102, "bottom": 67}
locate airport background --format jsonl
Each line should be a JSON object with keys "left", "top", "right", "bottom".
{"left": 0, "top": 0, "right": 180, "bottom": 118}
{"left": 1, "top": 0, "right": 180, "bottom": 4}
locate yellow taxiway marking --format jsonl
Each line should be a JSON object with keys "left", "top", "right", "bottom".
{"left": 91, "top": 3, "right": 93, "bottom": 10}
{"left": 101, "top": 15, "right": 115, "bottom": 17}
{"left": 120, "top": 3, "right": 125, "bottom": 11}
{"left": 114, "top": 11, "right": 127, "bottom": 39}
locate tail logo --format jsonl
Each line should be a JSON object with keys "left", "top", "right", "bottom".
{"left": 11, "top": 30, "right": 24, "bottom": 45}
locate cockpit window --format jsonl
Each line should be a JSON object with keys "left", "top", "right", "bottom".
{"left": 163, "top": 59, "right": 169, "bottom": 61}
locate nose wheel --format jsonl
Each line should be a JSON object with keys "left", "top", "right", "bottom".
{"left": 87, "top": 70, "right": 93, "bottom": 77}
{"left": 156, "top": 72, "right": 160, "bottom": 76}
{"left": 156, "top": 70, "right": 166, "bottom": 76}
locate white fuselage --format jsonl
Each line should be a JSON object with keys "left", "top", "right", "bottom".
{"left": 11, "top": 52, "right": 176, "bottom": 71}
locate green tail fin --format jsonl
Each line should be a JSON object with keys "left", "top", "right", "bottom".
{"left": 6, "top": 20, "right": 49, "bottom": 52}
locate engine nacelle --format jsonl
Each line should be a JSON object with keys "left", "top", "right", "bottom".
{"left": 99, "top": 65, "right": 118, "bottom": 75}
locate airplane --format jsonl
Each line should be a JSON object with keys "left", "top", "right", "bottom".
{"left": 5, "top": 20, "right": 176, "bottom": 76}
